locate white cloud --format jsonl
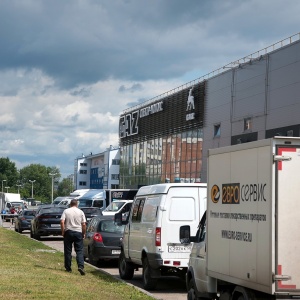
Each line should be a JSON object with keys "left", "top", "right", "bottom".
{"left": 0, "top": 0, "right": 298, "bottom": 178}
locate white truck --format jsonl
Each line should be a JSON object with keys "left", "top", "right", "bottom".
{"left": 181, "top": 137, "right": 300, "bottom": 299}
{"left": 0, "top": 192, "right": 23, "bottom": 221}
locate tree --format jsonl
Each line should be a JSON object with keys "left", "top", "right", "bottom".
{"left": 19, "top": 164, "right": 61, "bottom": 202}
{"left": 0, "top": 157, "right": 19, "bottom": 192}
{"left": 57, "top": 178, "right": 73, "bottom": 196}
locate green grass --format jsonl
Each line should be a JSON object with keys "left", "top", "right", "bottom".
{"left": 0, "top": 228, "right": 154, "bottom": 299}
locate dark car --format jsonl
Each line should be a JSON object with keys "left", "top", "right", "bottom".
{"left": 83, "top": 216, "right": 125, "bottom": 266}
{"left": 30, "top": 205, "right": 67, "bottom": 240}
{"left": 80, "top": 207, "right": 103, "bottom": 223}
{"left": 14, "top": 209, "right": 37, "bottom": 233}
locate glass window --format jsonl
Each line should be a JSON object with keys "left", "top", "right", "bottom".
{"left": 131, "top": 198, "right": 145, "bottom": 223}
{"left": 214, "top": 124, "right": 221, "bottom": 137}
{"left": 244, "top": 118, "right": 252, "bottom": 131}
{"left": 99, "top": 220, "right": 125, "bottom": 234}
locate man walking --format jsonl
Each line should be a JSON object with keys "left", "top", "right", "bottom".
{"left": 60, "top": 199, "right": 86, "bottom": 275}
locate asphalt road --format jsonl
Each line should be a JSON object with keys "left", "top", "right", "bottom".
{"left": 1, "top": 219, "right": 187, "bottom": 300}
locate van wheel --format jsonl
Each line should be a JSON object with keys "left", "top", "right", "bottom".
{"left": 142, "top": 257, "right": 157, "bottom": 290}
{"left": 119, "top": 250, "right": 134, "bottom": 280}
{"left": 187, "top": 279, "right": 198, "bottom": 300}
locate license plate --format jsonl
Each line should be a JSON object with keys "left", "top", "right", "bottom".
{"left": 168, "top": 245, "right": 192, "bottom": 253}
{"left": 111, "top": 250, "right": 121, "bottom": 255}
{"left": 51, "top": 224, "right": 60, "bottom": 228}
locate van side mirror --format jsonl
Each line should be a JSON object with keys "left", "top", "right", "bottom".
{"left": 115, "top": 212, "right": 129, "bottom": 226}
{"left": 180, "top": 225, "right": 197, "bottom": 243}
{"left": 180, "top": 225, "right": 191, "bottom": 244}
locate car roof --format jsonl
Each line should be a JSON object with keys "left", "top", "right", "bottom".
{"left": 37, "top": 204, "right": 67, "bottom": 210}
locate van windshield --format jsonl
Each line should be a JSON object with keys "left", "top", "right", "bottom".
{"left": 103, "top": 201, "right": 124, "bottom": 212}
{"left": 78, "top": 199, "right": 93, "bottom": 208}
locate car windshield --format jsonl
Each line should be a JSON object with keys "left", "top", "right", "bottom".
{"left": 98, "top": 220, "right": 125, "bottom": 234}
{"left": 103, "top": 202, "right": 124, "bottom": 212}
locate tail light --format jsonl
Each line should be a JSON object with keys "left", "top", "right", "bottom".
{"left": 21, "top": 217, "right": 26, "bottom": 221}
{"left": 155, "top": 227, "right": 161, "bottom": 246}
{"left": 93, "top": 233, "right": 103, "bottom": 242}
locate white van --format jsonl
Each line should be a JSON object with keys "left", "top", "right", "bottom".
{"left": 116, "top": 183, "right": 207, "bottom": 290}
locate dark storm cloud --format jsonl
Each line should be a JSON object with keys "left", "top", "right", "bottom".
{"left": 2, "top": 0, "right": 292, "bottom": 89}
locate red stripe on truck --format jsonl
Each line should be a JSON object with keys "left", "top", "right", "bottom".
{"left": 277, "top": 265, "right": 297, "bottom": 289}
{"left": 277, "top": 148, "right": 296, "bottom": 170}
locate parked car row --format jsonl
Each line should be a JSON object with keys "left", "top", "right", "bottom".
{"left": 15, "top": 203, "right": 124, "bottom": 266}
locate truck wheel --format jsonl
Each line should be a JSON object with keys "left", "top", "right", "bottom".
{"left": 142, "top": 257, "right": 157, "bottom": 290}
{"left": 119, "top": 250, "right": 134, "bottom": 280}
{"left": 187, "top": 279, "right": 198, "bottom": 300}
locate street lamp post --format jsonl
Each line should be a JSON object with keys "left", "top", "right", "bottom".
{"left": 5, "top": 186, "right": 10, "bottom": 193}
{"left": 1, "top": 179, "right": 7, "bottom": 193}
{"left": 29, "top": 180, "right": 36, "bottom": 199}
{"left": 16, "top": 184, "right": 22, "bottom": 194}
{"left": 49, "top": 173, "right": 57, "bottom": 203}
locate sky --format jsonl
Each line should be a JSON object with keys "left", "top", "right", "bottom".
{"left": 0, "top": 0, "right": 299, "bottom": 179}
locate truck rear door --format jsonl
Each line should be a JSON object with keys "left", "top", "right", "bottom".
{"left": 276, "top": 145, "right": 300, "bottom": 293}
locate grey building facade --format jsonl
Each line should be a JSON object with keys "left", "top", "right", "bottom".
{"left": 119, "top": 33, "right": 300, "bottom": 186}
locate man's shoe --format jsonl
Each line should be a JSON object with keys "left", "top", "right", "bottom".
{"left": 65, "top": 269, "right": 72, "bottom": 273}
{"left": 78, "top": 268, "right": 85, "bottom": 276}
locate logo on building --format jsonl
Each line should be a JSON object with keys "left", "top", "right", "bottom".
{"left": 186, "top": 86, "right": 195, "bottom": 121}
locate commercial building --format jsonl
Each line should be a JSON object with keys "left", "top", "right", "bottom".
{"left": 119, "top": 33, "right": 300, "bottom": 187}
{"left": 74, "top": 146, "right": 120, "bottom": 190}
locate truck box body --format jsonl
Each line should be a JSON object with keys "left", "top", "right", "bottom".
{"left": 0, "top": 192, "right": 22, "bottom": 211}
{"left": 207, "top": 137, "right": 300, "bottom": 296}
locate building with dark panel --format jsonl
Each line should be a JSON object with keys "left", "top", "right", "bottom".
{"left": 119, "top": 33, "right": 300, "bottom": 187}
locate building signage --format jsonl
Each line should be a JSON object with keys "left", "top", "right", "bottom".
{"left": 119, "top": 81, "right": 205, "bottom": 145}
{"left": 140, "top": 101, "right": 163, "bottom": 118}
{"left": 119, "top": 110, "right": 139, "bottom": 138}
{"left": 186, "top": 86, "right": 195, "bottom": 121}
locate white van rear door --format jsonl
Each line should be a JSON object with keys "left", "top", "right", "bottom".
{"left": 276, "top": 145, "right": 300, "bottom": 293}
{"left": 161, "top": 186, "right": 200, "bottom": 260}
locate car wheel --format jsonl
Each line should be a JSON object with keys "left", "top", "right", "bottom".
{"left": 15, "top": 226, "right": 18, "bottom": 232}
{"left": 142, "top": 257, "right": 157, "bottom": 290}
{"left": 88, "top": 248, "right": 96, "bottom": 266}
{"left": 19, "top": 229, "right": 23, "bottom": 234}
{"left": 34, "top": 234, "right": 41, "bottom": 240}
{"left": 119, "top": 250, "right": 134, "bottom": 280}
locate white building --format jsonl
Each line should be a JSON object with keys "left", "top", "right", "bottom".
{"left": 74, "top": 146, "right": 120, "bottom": 190}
